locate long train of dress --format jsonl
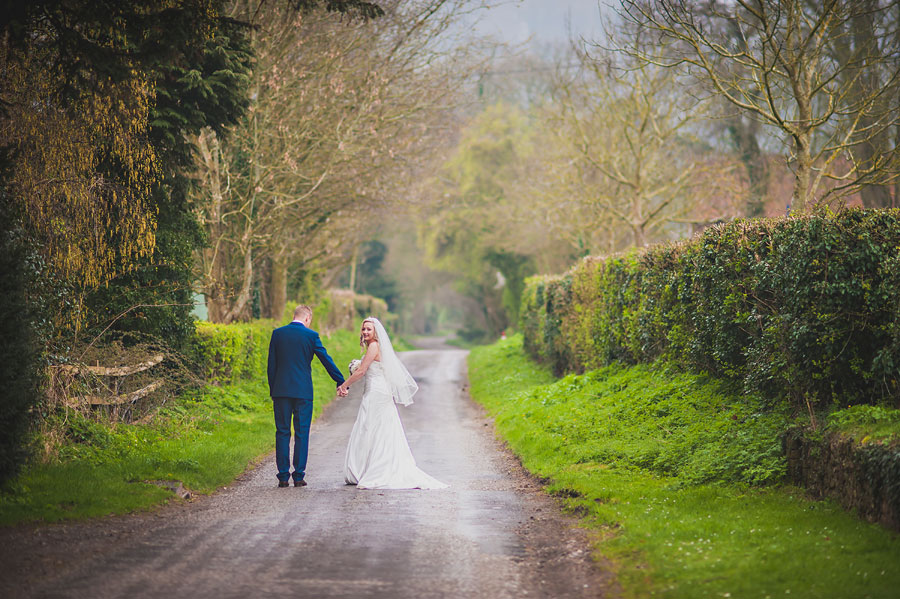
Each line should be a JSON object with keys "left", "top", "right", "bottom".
{"left": 343, "top": 361, "right": 447, "bottom": 490}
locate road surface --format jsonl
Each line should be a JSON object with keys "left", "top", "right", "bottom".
{"left": 2, "top": 347, "right": 617, "bottom": 598}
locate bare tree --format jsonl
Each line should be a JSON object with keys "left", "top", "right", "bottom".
{"left": 541, "top": 41, "right": 741, "bottom": 248}
{"left": 619, "top": 0, "right": 900, "bottom": 212}
{"left": 193, "top": 0, "right": 478, "bottom": 323}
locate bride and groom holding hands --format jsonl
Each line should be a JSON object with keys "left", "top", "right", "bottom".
{"left": 267, "top": 304, "right": 447, "bottom": 490}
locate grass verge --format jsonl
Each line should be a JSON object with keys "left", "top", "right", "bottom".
{"left": 0, "top": 329, "right": 362, "bottom": 526}
{"left": 468, "top": 335, "right": 900, "bottom": 599}
{"left": 825, "top": 404, "right": 900, "bottom": 444}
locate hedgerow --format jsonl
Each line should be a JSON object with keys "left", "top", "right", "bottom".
{"left": 192, "top": 320, "right": 274, "bottom": 385}
{"left": 521, "top": 208, "right": 900, "bottom": 411}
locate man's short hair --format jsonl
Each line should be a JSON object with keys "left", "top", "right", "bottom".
{"left": 293, "top": 305, "right": 312, "bottom": 321}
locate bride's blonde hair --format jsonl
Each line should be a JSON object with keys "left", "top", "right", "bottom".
{"left": 359, "top": 317, "right": 378, "bottom": 347}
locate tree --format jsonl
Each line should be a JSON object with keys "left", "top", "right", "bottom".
{"left": 1, "top": 0, "right": 384, "bottom": 335}
{"left": 335, "top": 240, "right": 400, "bottom": 306}
{"left": 0, "top": 173, "right": 42, "bottom": 484}
{"left": 0, "top": 0, "right": 240, "bottom": 482}
{"left": 544, "top": 41, "right": 740, "bottom": 248}
{"left": 619, "top": 0, "right": 900, "bottom": 212}
{"left": 194, "top": 0, "right": 476, "bottom": 323}
{"left": 0, "top": 0, "right": 380, "bottom": 481}
{"left": 90, "top": 0, "right": 381, "bottom": 340}
{"left": 84, "top": 9, "right": 255, "bottom": 348}
{"left": 1, "top": 1, "right": 261, "bottom": 349}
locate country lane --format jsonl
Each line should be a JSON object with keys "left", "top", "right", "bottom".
{"left": 3, "top": 346, "right": 616, "bottom": 598}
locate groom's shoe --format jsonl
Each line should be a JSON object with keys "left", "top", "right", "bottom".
{"left": 294, "top": 479, "right": 307, "bottom": 487}
{"left": 278, "top": 481, "right": 290, "bottom": 488}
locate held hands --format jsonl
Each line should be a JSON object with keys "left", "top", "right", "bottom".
{"left": 339, "top": 358, "right": 360, "bottom": 397}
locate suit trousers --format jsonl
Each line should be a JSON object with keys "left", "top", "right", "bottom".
{"left": 272, "top": 397, "right": 314, "bottom": 482}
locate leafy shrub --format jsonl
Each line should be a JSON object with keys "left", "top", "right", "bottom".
{"left": 192, "top": 320, "right": 274, "bottom": 385}
{"left": 521, "top": 209, "right": 900, "bottom": 411}
{"left": 827, "top": 405, "right": 900, "bottom": 443}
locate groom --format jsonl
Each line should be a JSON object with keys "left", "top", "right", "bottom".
{"left": 267, "top": 304, "right": 346, "bottom": 488}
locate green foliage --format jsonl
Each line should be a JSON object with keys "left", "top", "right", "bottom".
{"left": 82, "top": 7, "right": 254, "bottom": 351}
{"left": 827, "top": 405, "right": 900, "bottom": 444}
{"left": 193, "top": 320, "right": 274, "bottom": 385}
{"left": 0, "top": 189, "right": 42, "bottom": 486}
{"left": 520, "top": 273, "right": 576, "bottom": 376}
{"left": 469, "top": 335, "right": 900, "bottom": 599}
{"left": 522, "top": 209, "right": 900, "bottom": 410}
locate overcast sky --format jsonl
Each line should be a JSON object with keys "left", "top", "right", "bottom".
{"left": 468, "top": 0, "right": 610, "bottom": 48}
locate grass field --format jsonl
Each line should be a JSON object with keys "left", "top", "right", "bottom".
{"left": 468, "top": 335, "right": 900, "bottom": 599}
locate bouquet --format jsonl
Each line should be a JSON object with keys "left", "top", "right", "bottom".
{"left": 349, "top": 359, "right": 361, "bottom": 375}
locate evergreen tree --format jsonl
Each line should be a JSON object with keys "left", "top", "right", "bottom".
{"left": 84, "top": 14, "right": 254, "bottom": 349}
{"left": 0, "top": 167, "right": 42, "bottom": 485}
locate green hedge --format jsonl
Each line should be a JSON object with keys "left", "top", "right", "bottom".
{"left": 522, "top": 209, "right": 900, "bottom": 410}
{"left": 193, "top": 320, "right": 274, "bottom": 384}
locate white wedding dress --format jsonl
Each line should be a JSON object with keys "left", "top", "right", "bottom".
{"left": 343, "top": 360, "right": 447, "bottom": 490}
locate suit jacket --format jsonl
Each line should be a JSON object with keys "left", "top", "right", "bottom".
{"left": 267, "top": 321, "right": 345, "bottom": 400}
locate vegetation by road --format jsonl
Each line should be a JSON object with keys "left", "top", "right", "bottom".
{"left": 468, "top": 335, "right": 900, "bottom": 599}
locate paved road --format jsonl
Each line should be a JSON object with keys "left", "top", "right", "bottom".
{"left": 5, "top": 348, "right": 614, "bottom": 598}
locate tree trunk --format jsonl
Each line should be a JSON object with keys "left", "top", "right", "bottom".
{"left": 205, "top": 258, "right": 228, "bottom": 324}
{"left": 852, "top": 0, "right": 893, "bottom": 209}
{"left": 631, "top": 189, "right": 646, "bottom": 246}
{"left": 792, "top": 83, "right": 814, "bottom": 213}
{"left": 793, "top": 138, "right": 813, "bottom": 213}
{"left": 348, "top": 245, "right": 359, "bottom": 293}
{"left": 727, "top": 115, "right": 769, "bottom": 217}
{"left": 222, "top": 240, "right": 252, "bottom": 323}
{"left": 631, "top": 222, "right": 646, "bottom": 247}
{"left": 268, "top": 254, "right": 288, "bottom": 321}
{"left": 198, "top": 129, "right": 229, "bottom": 323}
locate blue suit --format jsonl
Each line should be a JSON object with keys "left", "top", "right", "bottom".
{"left": 267, "top": 321, "right": 345, "bottom": 482}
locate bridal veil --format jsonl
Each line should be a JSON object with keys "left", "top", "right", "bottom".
{"left": 368, "top": 317, "right": 417, "bottom": 406}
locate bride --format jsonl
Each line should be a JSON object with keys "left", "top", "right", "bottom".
{"left": 337, "top": 317, "right": 447, "bottom": 490}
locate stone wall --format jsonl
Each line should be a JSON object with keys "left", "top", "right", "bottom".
{"left": 783, "top": 429, "right": 900, "bottom": 532}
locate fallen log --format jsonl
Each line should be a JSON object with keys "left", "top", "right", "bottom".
{"left": 56, "top": 354, "right": 165, "bottom": 377}
{"left": 74, "top": 380, "right": 164, "bottom": 407}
